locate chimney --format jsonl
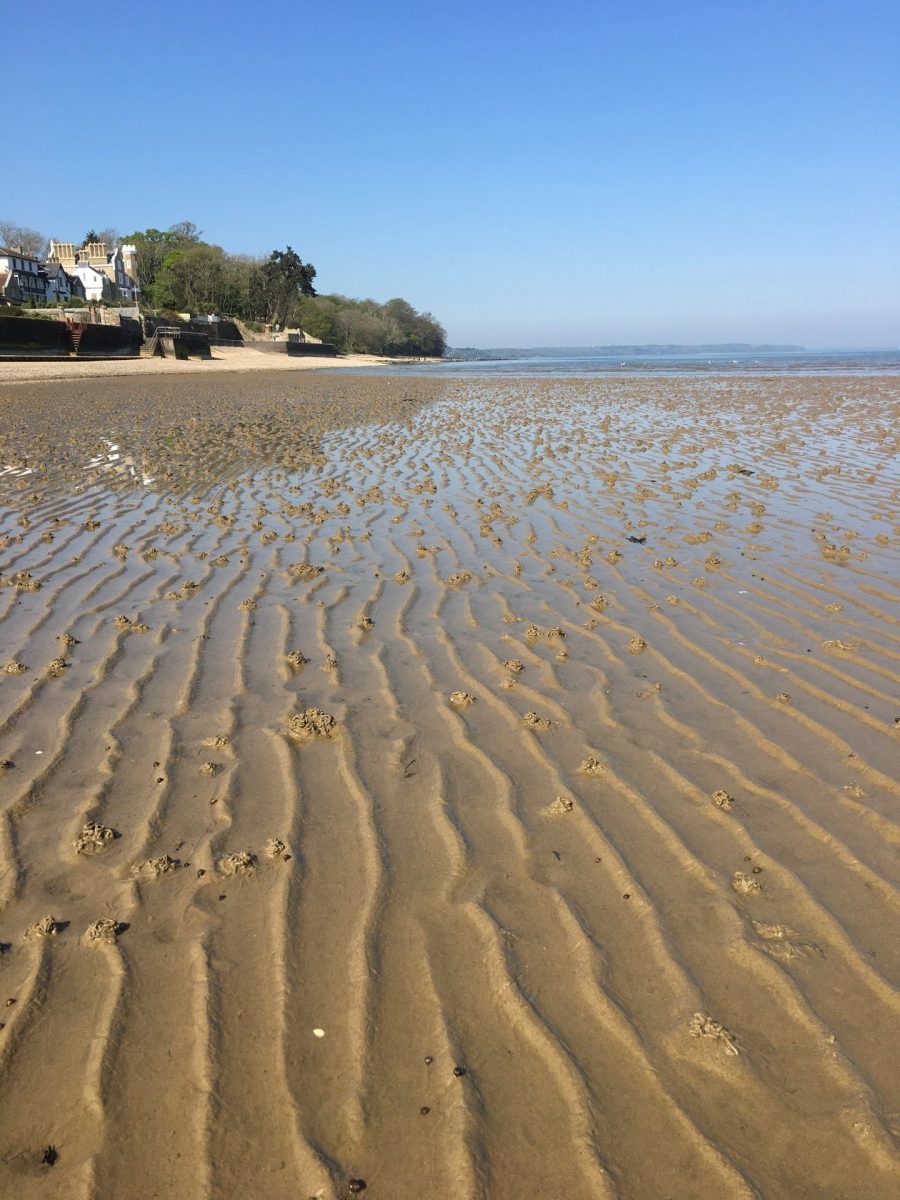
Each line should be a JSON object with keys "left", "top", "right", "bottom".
{"left": 48, "top": 241, "right": 77, "bottom": 269}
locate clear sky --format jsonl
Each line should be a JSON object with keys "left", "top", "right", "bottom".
{"left": 6, "top": 1, "right": 899, "bottom": 347}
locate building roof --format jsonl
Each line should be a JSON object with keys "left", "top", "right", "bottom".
{"left": 0, "top": 246, "right": 41, "bottom": 262}
{"left": 0, "top": 270, "right": 22, "bottom": 298}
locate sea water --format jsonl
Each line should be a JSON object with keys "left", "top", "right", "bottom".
{"left": 338, "top": 348, "right": 900, "bottom": 378}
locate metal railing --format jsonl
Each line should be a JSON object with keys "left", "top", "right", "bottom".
{"left": 144, "top": 327, "right": 185, "bottom": 356}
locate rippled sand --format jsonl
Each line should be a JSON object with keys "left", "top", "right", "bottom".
{"left": 0, "top": 371, "right": 898, "bottom": 1199}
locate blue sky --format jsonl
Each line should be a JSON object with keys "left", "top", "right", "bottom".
{"left": 7, "top": 1, "right": 899, "bottom": 346}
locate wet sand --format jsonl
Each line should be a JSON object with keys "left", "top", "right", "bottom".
{"left": 0, "top": 370, "right": 898, "bottom": 1199}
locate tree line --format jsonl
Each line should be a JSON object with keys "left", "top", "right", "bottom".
{"left": 1, "top": 217, "right": 446, "bottom": 357}
{"left": 298, "top": 295, "right": 447, "bottom": 357}
{"left": 127, "top": 223, "right": 445, "bottom": 356}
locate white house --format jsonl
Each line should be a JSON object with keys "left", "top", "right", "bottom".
{"left": 71, "top": 261, "right": 115, "bottom": 302}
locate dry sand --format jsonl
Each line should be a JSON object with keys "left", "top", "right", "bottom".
{"left": 0, "top": 345, "right": 412, "bottom": 385}
{"left": 0, "top": 369, "right": 898, "bottom": 1199}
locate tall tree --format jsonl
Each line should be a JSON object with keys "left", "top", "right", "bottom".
{"left": 259, "top": 247, "right": 317, "bottom": 327}
{"left": 167, "top": 220, "right": 203, "bottom": 244}
{"left": 0, "top": 220, "right": 48, "bottom": 257}
{"left": 80, "top": 227, "right": 119, "bottom": 249}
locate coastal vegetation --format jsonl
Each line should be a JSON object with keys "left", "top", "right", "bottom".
{"left": 125, "top": 222, "right": 445, "bottom": 356}
{"left": 122, "top": 223, "right": 316, "bottom": 324}
{"left": 296, "top": 295, "right": 446, "bottom": 357}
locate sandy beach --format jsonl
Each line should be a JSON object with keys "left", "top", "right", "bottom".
{"left": 0, "top": 346, "right": 418, "bottom": 386}
{"left": 0, "top": 369, "right": 898, "bottom": 1199}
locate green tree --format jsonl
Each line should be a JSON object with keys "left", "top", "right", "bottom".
{"left": 296, "top": 293, "right": 445, "bottom": 356}
{"left": 80, "top": 227, "right": 119, "bottom": 247}
{"left": 125, "top": 229, "right": 170, "bottom": 300}
{"left": 168, "top": 220, "right": 203, "bottom": 244}
{"left": 297, "top": 296, "right": 341, "bottom": 343}
{"left": 124, "top": 222, "right": 205, "bottom": 304}
{"left": 154, "top": 244, "right": 235, "bottom": 313}
{"left": 259, "top": 247, "right": 317, "bottom": 327}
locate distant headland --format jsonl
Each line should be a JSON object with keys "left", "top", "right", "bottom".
{"left": 447, "top": 343, "right": 805, "bottom": 360}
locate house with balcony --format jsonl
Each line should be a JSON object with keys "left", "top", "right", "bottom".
{"left": 42, "top": 261, "right": 84, "bottom": 304}
{"left": 0, "top": 246, "right": 47, "bottom": 306}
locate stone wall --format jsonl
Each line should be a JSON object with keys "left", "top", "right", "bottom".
{"left": 0, "top": 315, "right": 71, "bottom": 357}
{"left": 0, "top": 314, "right": 141, "bottom": 358}
{"left": 77, "top": 322, "right": 143, "bottom": 357}
{"left": 55, "top": 307, "right": 141, "bottom": 326}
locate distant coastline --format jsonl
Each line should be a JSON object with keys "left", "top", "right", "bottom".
{"left": 447, "top": 343, "right": 805, "bottom": 361}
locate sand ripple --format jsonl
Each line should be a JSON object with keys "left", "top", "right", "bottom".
{"left": 0, "top": 371, "right": 898, "bottom": 1198}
